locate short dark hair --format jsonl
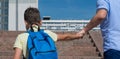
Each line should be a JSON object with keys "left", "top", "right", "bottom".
{"left": 24, "top": 7, "right": 41, "bottom": 24}
{"left": 24, "top": 7, "right": 41, "bottom": 30}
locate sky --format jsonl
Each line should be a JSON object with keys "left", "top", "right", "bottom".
{"left": 38, "top": 0, "right": 96, "bottom": 20}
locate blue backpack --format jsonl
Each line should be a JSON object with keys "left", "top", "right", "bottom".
{"left": 27, "top": 30, "right": 58, "bottom": 59}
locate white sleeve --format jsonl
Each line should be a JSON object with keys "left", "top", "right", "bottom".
{"left": 44, "top": 30, "right": 57, "bottom": 42}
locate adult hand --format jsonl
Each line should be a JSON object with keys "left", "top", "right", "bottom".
{"left": 77, "top": 29, "right": 86, "bottom": 38}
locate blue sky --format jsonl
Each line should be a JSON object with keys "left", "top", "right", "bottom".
{"left": 39, "top": 0, "right": 96, "bottom": 20}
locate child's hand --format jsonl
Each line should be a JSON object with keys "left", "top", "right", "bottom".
{"left": 77, "top": 29, "right": 86, "bottom": 38}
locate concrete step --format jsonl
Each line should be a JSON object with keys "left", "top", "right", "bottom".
{"left": 0, "top": 56, "right": 102, "bottom": 59}
{"left": 0, "top": 47, "right": 99, "bottom": 56}
{"left": 0, "top": 31, "right": 103, "bottom": 59}
{"left": 0, "top": 52, "right": 14, "bottom": 56}
{"left": 89, "top": 31, "right": 103, "bottom": 53}
{"left": 0, "top": 31, "right": 24, "bottom": 37}
{"left": 58, "top": 50, "right": 99, "bottom": 56}
{"left": 56, "top": 40, "right": 94, "bottom": 47}
{"left": 0, "top": 46, "right": 14, "bottom": 52}
{"left": 0, "top": 38, "right": 94, "bottom": 47}
{"left": 82, "top": 34, "right": 90, "bottom": 39}
{"left": 0, "top": 36, "right": 94, "bottom": 51}
{"left": 0, "top": 56, "right": 13, "bottom": 59}
{"left": 59, "top": 56, "right": 102, "bottom": 59}
{"left": 0, "top": 39, "right": 95, "bottom": 51}
{"left": 73, "top": 39, "right": 94, "bottom": 47}
{"left": 0, "top": 37, "right": 15, "bottom": 51}
{"left": 58, "top": 46, "right": 99, "bottom": 56}
{"left": 58, "top": 46, "right": 97, "bottom": 51}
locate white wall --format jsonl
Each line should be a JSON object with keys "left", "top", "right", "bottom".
{"left": 18, "top": 3, "right": 38, "bottom": 31}
{"left": 9, "top": 3, "right": 16, "bottom": 31}
{"left": 9, "top": 0, "right": 38, "bottom": 31}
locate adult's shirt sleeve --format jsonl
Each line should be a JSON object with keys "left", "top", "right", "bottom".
{"left": 97, "top": 0, "right": 109, "bottom": 11}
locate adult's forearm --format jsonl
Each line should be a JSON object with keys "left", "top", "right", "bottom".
{"left": 83, "top": 9, "right": 107, "bottom": 32}
{"left": 83, "top": 16, "right": 103, "bottom": 32}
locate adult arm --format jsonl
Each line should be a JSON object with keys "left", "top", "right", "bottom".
{"left": 78, "top": 9, "right": 107, "bottom": 35}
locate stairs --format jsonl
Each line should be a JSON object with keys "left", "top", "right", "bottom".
{"left": 0, "top": 31, "right": 24, "bottom": 59}
{"left": 0, "top": 31, "right": 103, "bottom": 59}
{"left": 56, "top": 32, "right": 103, "bottom": 59}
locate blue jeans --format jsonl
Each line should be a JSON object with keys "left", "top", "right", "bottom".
{"left": 104, "top": 49, "right": 120, "bottom": 59}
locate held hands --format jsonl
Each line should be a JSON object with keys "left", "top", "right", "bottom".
{"left": 76, "top": 29, "right": 86, "bottom": 38}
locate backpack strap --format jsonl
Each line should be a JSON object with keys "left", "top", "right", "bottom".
{"left": 22, "top": 55, "right": 26, "bottom": 59}
{"left": 38, "top": 30, "right": 57, "bottom": 50}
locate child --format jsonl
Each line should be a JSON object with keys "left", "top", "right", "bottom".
{"left": 13, "top": 7, "right": 81, "bottom": 59}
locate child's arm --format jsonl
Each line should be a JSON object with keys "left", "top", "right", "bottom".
{"left": 57, "top": 33, "right": 81, "bottom": 41}
{"left": 13, "top": 48, "right": 22, "bottom": 59}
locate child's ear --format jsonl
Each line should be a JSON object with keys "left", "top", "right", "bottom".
{"left": 24, "top": 20, "right": 28, "bottom": 25}
{"left": 39, "top": 20, "right": 42, "bottom": 25}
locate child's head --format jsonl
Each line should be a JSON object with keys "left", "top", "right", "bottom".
{"left": 24, "top": 7, "right": 41, "bottom": 31}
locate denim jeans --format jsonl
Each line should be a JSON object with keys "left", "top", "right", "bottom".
{"left": 104, "top": 49, "right": 120, "bottom": 59}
